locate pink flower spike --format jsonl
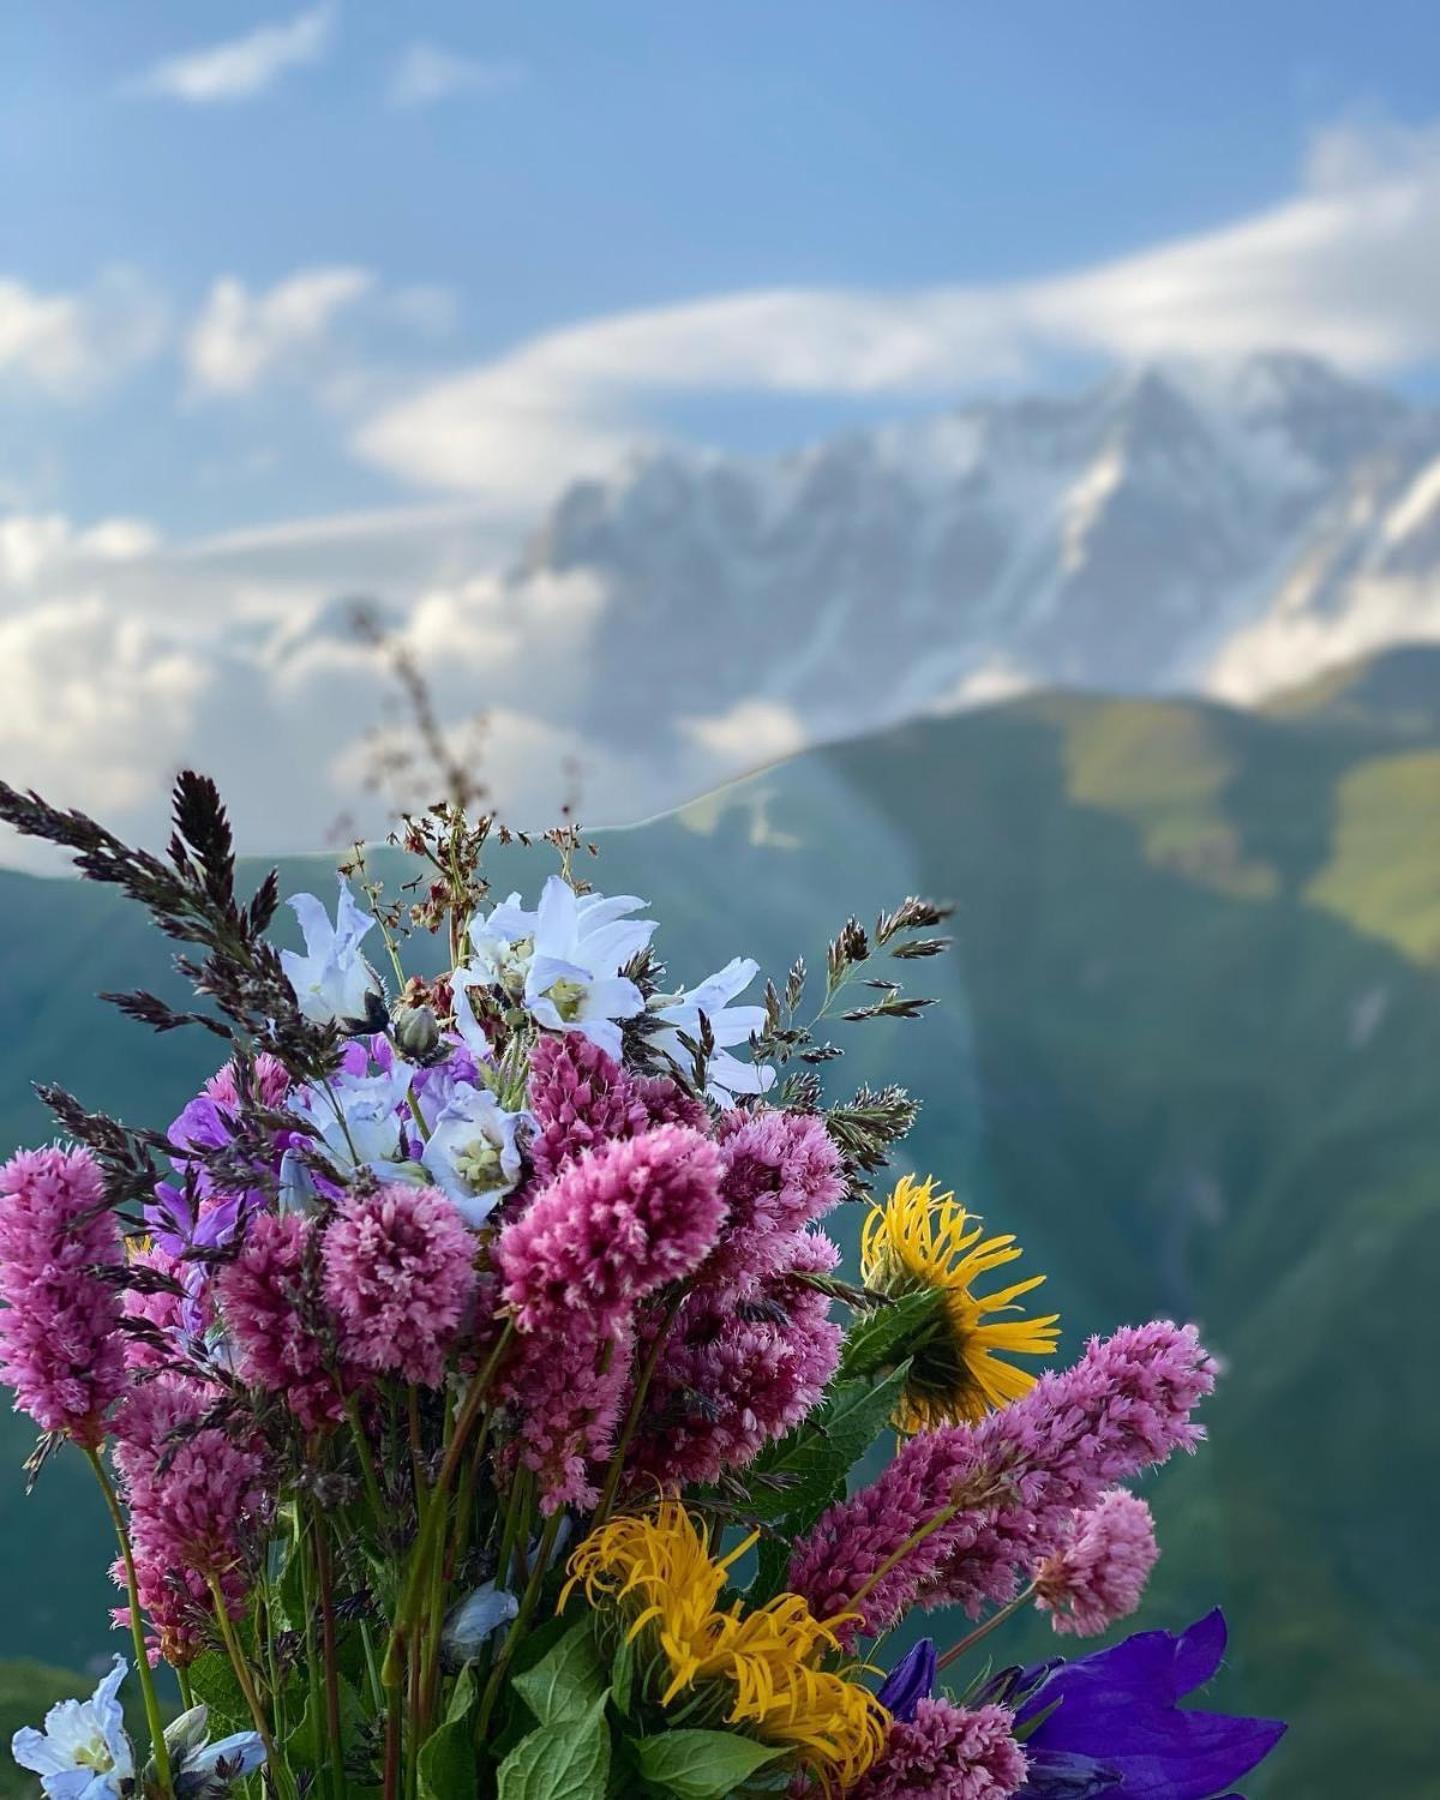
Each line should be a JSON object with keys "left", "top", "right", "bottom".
{"left": 788, "top": 1319, "right": 1215, "bottom": 1641}
{"left": 496, "top": 1123, "right": 726, "bottom": 1329}
{"left": 0, "top": 1146, "right": 127, "bottom": 1445}
{"left": 526, "top": 1033, "right": 703, "bottom": 1186}
{"left": 848, "top": 1699, "right": 1027, "bottom": 1800}
{"left": 1034, "top": 1488, "right": 1159, "bottom": 1636}
{"left": 321, "top": 1184, "right": 476, "bottom": 1388}
{"left": 218, "top": 1212, "right": 349, "bottom": 1430}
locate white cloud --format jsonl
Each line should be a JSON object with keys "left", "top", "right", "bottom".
{"left": 0, "top": 270, "right": 168, "bottom": 398}
{"left": 1, "top": 512, "right": 159, "bottom": 593}
{"left": 130, "top": 4, "right": 335, "bottom": 104}
{"left": 387, "top": 44, "right": 524, "bottom": 110}
{"left": 0, "top": 598, "right": 211, "bottom": 814}
{"left": 354, "top": 114, "right": 1440, "bottom": 507}
{"left": 682, "top": 700, "right": 807, "bottom": 767}
{"left": 186, "top": 267, "right": 374, "bottom": 397}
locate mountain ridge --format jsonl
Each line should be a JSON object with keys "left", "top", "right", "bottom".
{"left": 491, "top": 353, "right": 1440, "bottom": 767}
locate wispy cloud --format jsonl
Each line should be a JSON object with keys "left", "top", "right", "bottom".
{"left": 130, "top": 3, "right": 335, "bottom": 105}
{"left": 386, "top": 43, "right": 524, "bottom": 110}
{"left": 0, "top": 269, "right": 168, "bottom": 398}
{"left": 354, "top": 115, "right": 1440, "bottom": 507}
{"left": 186, "top": 266, "right": 374, "bottom": 397}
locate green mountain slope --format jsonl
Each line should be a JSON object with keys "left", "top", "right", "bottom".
{"left": 1, "top": 649, "right": 1437, "bottom": 1794}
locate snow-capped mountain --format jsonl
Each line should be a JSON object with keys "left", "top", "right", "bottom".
{"left": 497, "top": 352, "right": 1440, "bottom": 755}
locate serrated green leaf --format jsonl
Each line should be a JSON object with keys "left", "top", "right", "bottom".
{"left": 740, "top": 1363, "right": 911, "bottom": 1525}
{"left": 837, "top": 1288, "right": 945, "bottom": 1383}
{"left": 496, "top": 1694, "right": 611, "bottom": 1800}
{"left": 511, "top": 1615, "right": 607, "bottom": 1728}
{"left": 185, "top": 1650, "right": 251, "bottom": 1740}
{"left": 632, "top": 1728, "right": 783, "bottom": 1798}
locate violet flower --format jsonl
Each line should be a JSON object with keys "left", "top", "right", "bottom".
{"left": 1012, "top": 1610, "right": 1284, "bottom": 1799}
{"left": 876, "top": 1638, "right": 938, "bottom": 1723}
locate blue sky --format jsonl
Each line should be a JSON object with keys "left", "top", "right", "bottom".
{"left": 5, "top": 1, "right": 1440, "bottom": 536}
{"left": 4, "top": 2, "right": 1440, "bottom": 862}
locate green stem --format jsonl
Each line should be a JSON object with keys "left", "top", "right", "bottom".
{"left": 299, "top": 1524, "right": 327, "bottom": 1798}
{"left": 360, "top": 1620, "right": 385, "bottom": 1715}
{"left": 208, "top": 1575, "right": 280, "bottom": 1775}
{"left": 847, "top": 1474, "right": 1009, "bottom": 1619}
{"left": 406, "top": 1086, "right": 432, "bottom": 1144}
{"left": 315, "top": 1518, "right": 347, "bottom": 1800}
{"left": 495, "top": 1468, "right": 533, "bottom": 1594}
{"left": 381, "top": 1323, "right": 516, "bottom": 1690}
{"left": 474, "top": 1509, "right": 563, "bottom": 1746}
{"left": 592, "top": 1292, "right": 682, "bottom": 1527}
{"left": 84, "top": 1449, "right": 174, "bottom": 1796}
{"left": 936, "top": 1582, "right": 1036, "bottom": 1672}
{"left": 344, "top": 1393, "right": 388, "bottom": 1523}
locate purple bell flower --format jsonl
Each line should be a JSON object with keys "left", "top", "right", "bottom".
{"left": 875, "top": 1638, "right": 937, "bottom": 1723}
{"left": 1013, "top": 1610, "right": 1285, "bottom": 1799}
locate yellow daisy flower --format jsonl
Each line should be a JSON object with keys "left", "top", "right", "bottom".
{"left": 861, "top": 1173, "right": 1060, "bottom": 1433}
{"left": 564, "top": 1500, "right": 888, "bottom": 1792}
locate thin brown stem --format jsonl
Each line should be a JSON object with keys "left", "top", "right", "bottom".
{"left": 315, "top": 1520, "right": 345, "bottom": 1796}
{"left": 936, "top": 1582, "right": 1037, "bottom": 1672}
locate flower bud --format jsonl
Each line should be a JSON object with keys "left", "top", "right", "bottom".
{"left": 392, "top": 1001, "right": 442, "bottom": 1061}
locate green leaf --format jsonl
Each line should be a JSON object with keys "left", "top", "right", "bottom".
{"left": 446, "top": 1663, "right": 479, "bottom": 1726}
{"left": 740, "top": 1363, "right": 911, "bottom": 1525}
{"left": 496, "top": 1695, "right": 612, "bottom": 1800}
{"left": 419, "top": 1667, "right": 478, "bottom": 1800}
{"left": 837, "top": 1288, "right": 945, "bottom": 1383}
{"left": 284, "top": 1675, "right": 370, "bottom": 1773}
{"left": 750, "top": 1531, "right": 800, "bottom": 1606}
{"left": 185, "top": 1650, "right": 251, "bottom": 1740}
{"left": 511, "top": 1615, "right": 608, "bottom": 1728}
{"left": 610, "top": 1630, "right": 636, "bottom": 1716}
{"left": 632, "top": 1729, "right": 783, "bottom": 1798}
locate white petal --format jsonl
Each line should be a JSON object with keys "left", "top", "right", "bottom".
{"left": 575, "top": 1017, "right": 624, "bottom": 1059}
{"left": 286, "top": 892, "right": 332, "bottom": 956}
{"left": 533, "top": 876, "right": 578, "bottom": 957}
{"left": 581, "top": 976, "right": 645, "bottom": 1022}
{"left": 578, "top": 916, "right": 656, "bottom": 975}
{"left": 11, "top": 1726, "right": 68, "bottom": 1775}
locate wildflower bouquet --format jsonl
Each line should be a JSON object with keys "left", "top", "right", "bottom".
{"left": 0, "top": 772, "right": 1285, "bottom": 1800}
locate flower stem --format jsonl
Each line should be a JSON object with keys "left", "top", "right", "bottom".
{"left": 382, "top": 1323, "right": 516, "bottom": 1691}
{"left": 343, "top": 1392, "right": 388, "bottom": 1523}
{"left": 406, "top": 1086, "right": 432, "bottom": 1144}
{"left": 937, "top": 1582, "right": 1037, "bottom": 1671}
{"left": 207, "top": 1575, "right": 280, "bottom": 1773}
{"left": 314, "top": 1516, "right": 346, "bottom": 1800}
{"left": 474, "top": 1508, "right": 563, "bottom": 1747}
{"left": 592, "top": 1291, "right": 682, "bottom": 1528}
{"left": 84, "top": 1448, "right": 174, "bottom": 1797}
{"left": 846, "top": 1473, "right": 1009, "bottom": 1620}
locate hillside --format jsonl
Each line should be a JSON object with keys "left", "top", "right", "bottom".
{"left": 0, "top": 650, "right": 1437, "bottom": 1793}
